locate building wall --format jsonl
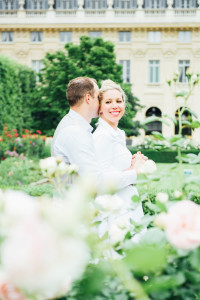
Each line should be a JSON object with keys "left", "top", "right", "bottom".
{"left": 1, "top": 1, "right": 200, "bottom": 139}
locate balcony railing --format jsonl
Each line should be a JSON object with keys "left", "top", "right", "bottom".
{"left": 0, "top": 0, "right": 199, "bottom": 18}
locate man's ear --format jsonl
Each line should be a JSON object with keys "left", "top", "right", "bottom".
{"left": 85, "top": 93, "right": 91, "bottom": 104}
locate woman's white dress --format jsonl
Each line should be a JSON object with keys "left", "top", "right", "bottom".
{"left": 93, "top": 118, "right": 145, "bottom": 239}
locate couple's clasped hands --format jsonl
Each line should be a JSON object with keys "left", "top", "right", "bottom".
{"left": 130, "top": 151, "right": 148, "bottom": 175}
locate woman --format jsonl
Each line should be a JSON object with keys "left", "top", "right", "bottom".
{"left": 93, "top": 80, "right": 146, "bottom": 242}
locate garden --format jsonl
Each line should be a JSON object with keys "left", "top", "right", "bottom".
{"left": 0, "top": 38, "right": 200, "bottom": 300}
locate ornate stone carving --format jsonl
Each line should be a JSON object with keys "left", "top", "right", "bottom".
{"left": 137, "top": 0, "right": 143, "bottom": 9}
{"left": 16, "top": 50, "right": 28, "bottom": 57}
{"left": 78, "top": 0, "right": 84, "bottom": 10}
{"left": 167, "top": 0, "right": 173, "bottom": 9}
{"left": 18, "top": 0, "right": 25, "bottom": 10}
{"left": 48, "top": 0, "right": 54, "bottom": 10}
{"left": 163, "top": 49, "right": 175, "bottom": 58}
{"left": 133, "top": 48, "right": 145, "bottom": 58}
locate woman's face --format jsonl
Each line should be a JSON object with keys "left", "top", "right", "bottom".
{"left": 99, "top": 89, "right": 125, "bottom": 129}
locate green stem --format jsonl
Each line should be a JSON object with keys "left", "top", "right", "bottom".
{"left": 111, "top": 260, "right": 150, "bottom": 300}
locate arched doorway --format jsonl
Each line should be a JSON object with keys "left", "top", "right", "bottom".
{"left": 175, "top": 107, "right": 192, "bottom": 136}
{"left": 145, "top": 107, "right": 162, "bottom": 135}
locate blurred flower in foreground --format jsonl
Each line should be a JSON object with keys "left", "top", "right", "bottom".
{"left": 156, "top": 192, "right": 169, "bottom": 204}
{"left": 138, "top": 159, "right": 157, "bottom": 174}
{"left": 165, "top": 200, "right": 200, "bottom": 250}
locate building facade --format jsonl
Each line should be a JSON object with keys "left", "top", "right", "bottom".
{"left": 1, "top": 0, "right": 200, "bottom": 139}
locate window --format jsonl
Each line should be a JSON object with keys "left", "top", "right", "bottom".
{"left": 148, "top": 31, "right": 161, "bottom": 43}
{"left": 31, "top": 60, "right": 43, "bottom": 81}
{"left": 55, "top": 0, "right": 78, "bottom": 9}
{"left": 149, "top": 60, "right": 160, "bottom": 83}
{"left": 175, "top": 107, "right": 192, "bottom": 136}
{"left": 118, "top": 31, "right": 131, "bottom": 43}
{"left": 114, "top": 0, "right": 137, "bottom": 9}
{"left": 144, "top": 0, "right": 166, "bottom": 9}
{"left": 88, "top": 31, "right": 102, "bottom": 38}
{"left": 84, "top": 0, "right": 107, "bottom": 9}
{"left": 178, "top": 31, "right": 191, "bottom": 43}
{"left": 60, "top": 31, "right": 72, "bottom": 43}
{"left": 145, "top": 107, "right": 162, "bottom": 135}
{"left": 174, "top": 0, "right": 197, "bottom": 8}
{"left": 1, "top": 31, "right": 13, "bottom": 43}
{"left": 0, "top": 0, "right": 19, "bottom": 10}
{"left": 178, "top": 60, "right": 190, "bottom": 82}
{"left": 119, "top": 60, "right": 130, "bottom": 83}
{"left": 26, "top": 0, "right": 48, "bottom": 9}
{"left": 30, "top": 32, "right": 43, "bottom": 43}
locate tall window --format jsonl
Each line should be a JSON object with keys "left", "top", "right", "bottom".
{"left": 31, "top": 60, "right": 43, "bottom": 81}
{"left": 119, "top": 60, "right": 130, "bottom": 83}
{"left": 26, "top": 0, "right": 48, "bottom": 9}
{"left": 84, "top": 0, "right": 107, "bottom": 9}
{"left": 60, "top": 31, "right": 72, "bottom": 43}
{"left": 118, "top": 31, "right": 131, "bottom": 43}
{"left": 55, "top": 0, "right": 78, "bottom": 9}
{"left": 179, "top": 60, "right": 190, "bottom": 82}
{"left": 178, "top": 31, "right": 191, "bottom": 43}
{"left": 149, "top": 60, "right": 160, "bottom": 83}
{"left": 174, "top": 0, "right": 197, "bottom": 8}
{"left": 30, "top": 32, "right": 43, "bottom": 43}
{"left": 144, "top": 0, "right": 166, "bottom": 8}
{"left": 1, "top": 31, "right": 13, "bottom": 43}
{"left": 145, "top": 107, "right": 162, "bottom": 135}
{"left": 148, "top": 31, "right": 161, "bottom": 43}
{"left": 114, "top": 0, "right": 137, "bottom": 9}
{"left": 0, "top": 0, "right": 19, "bottom": 10}
{"left": 88, "top": 31, "right": 102, "bottom": 38}
{"left": 175, "top": 107, "right": 192, "bottom": 136}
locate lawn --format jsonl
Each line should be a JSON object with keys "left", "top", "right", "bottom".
{"left": 0, "top": 158, "right": 199, "bottom": 197}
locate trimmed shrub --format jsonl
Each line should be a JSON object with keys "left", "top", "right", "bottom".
{"left": 128, "top": 147, "right": 200, "bottom": 163}
{"left": 0, "top": 55, "right": 36, "bottom": 132}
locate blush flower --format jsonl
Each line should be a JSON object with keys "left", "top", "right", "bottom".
{"left": 138, "top": 160, "right": 157, "bottom": 174}
{"left": 165, "top": 200, "right": 200, "bottom": 250}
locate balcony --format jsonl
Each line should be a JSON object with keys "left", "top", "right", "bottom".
{"left": 0, "top": 0, "right": 199, "bottom": 21}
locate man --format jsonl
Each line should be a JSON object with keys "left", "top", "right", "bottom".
{"left": 51, "top": 76, "right": 142, "bottom": 189}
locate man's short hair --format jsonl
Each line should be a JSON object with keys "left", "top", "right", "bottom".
{"left": 66, "top": 77, "right": 97, "bottom": 107}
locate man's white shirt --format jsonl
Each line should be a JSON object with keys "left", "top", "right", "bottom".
{"left": 51, "top": 109, "right": 137, "bottom": 189}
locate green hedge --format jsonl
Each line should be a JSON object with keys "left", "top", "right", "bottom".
{"left": 0, "top": 55, "right": 36, "bottom": 132}
{"left": 128, "top": 147, "right": 200, "bottom": 163}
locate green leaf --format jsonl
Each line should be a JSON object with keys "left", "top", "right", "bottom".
{"left": 169, "top": 135, "right": 182, "bottom": 144}
{"left": 175, "top": 91, "right": 188, "bottom": 97}
{"left": 163, "top": 114, "right": 178, "bottom": 125}
{"left": 131, "top": 195, "right": 140, "bottom": 203}
{"left": 184, "top": 107, "right": 198, "bottom": 119}
{"left": 124, "top": 243, "right": 167, "bottom": 274}
{"left": 142, "top": 116, "right": 161, "bottom": 125}
{"left": 151, "top": 131, "right": 167, "bottom": 141}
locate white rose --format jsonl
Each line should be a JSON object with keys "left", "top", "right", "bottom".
{"left": 154, "top": 212, "right": 168, "bottom": 229}
{"left": 68, "top": 164, "right": 78, "bottom": 174}
{"left": 174, "top": 190, "right": 182, "bottom": 199}
{"left": 57, "top": 162, "right": 70, "bottom": 175}
{"left": 156, "top": 192, "right": 169, "bottom": 203}
{"left": 40, "top": 157, "right": 57, "bottom": 177}
{"left": 108, "top": 224, "right": 126, "bottom": 244}
{"left": 95, "top": 194, "right": 123, "bottom": 212}
{"left": 3, "top": 190, "right": 39, "bottom": 220}
{"left": 138, "top": 159, "right": 157, "bottom": 174}
{"left": 114, "top": 215, "right": 131, "bottom": 230}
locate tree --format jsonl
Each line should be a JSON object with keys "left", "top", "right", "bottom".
{"left": 33, "top": 36, "right": 142, "bottom": 136}
{"left": 0, "top": 55, "right": 36, "bottom": 132}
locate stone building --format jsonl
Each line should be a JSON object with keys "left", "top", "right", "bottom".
{"left": 0, "top": 0, "right": 200, "bottom": 139}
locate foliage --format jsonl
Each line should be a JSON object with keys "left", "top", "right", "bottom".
{"left": 0, "top": 55, "right": 36, "bottom": 132}
{"left": 0, "top": 157, "right": 52, "bottom": 196}
{"left": 128, "top": 148, "right": 200, "bottom": 163}
{"left": 0, "top": 124, "right": 50, "bottom": 160}
{"left": 32, "top": 36, "right": 142, "bottom": 136}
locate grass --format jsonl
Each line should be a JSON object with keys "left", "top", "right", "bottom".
{"left": 137, "top": 163, "right": 200, "bottom": 194}
{"left": 0, "top": 157, "right": 53, "bottom": 197}
{"left": 0, "top": 158, "right": 199, "bottom": 197}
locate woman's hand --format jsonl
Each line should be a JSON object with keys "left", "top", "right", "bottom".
{"left": 130, "top": 151, "right": 148, "bottom": 175}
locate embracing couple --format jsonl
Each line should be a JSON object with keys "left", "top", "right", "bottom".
{"left": 51, "top": 77, "right": 146, "bottom": 234}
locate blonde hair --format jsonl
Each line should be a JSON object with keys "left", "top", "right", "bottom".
{"left": 98, "top": 79, "right": 126, "bottom": 107}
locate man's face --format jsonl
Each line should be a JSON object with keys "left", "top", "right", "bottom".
{"left": 90, "top": 83, "right": 100, "bottom": 118}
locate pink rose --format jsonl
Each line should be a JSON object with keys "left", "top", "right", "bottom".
{"left": 0, "top": 276, "right": 26, "bottom": 300}
{"left": 166, "top": 200, "right": 200, "bottom": 250}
